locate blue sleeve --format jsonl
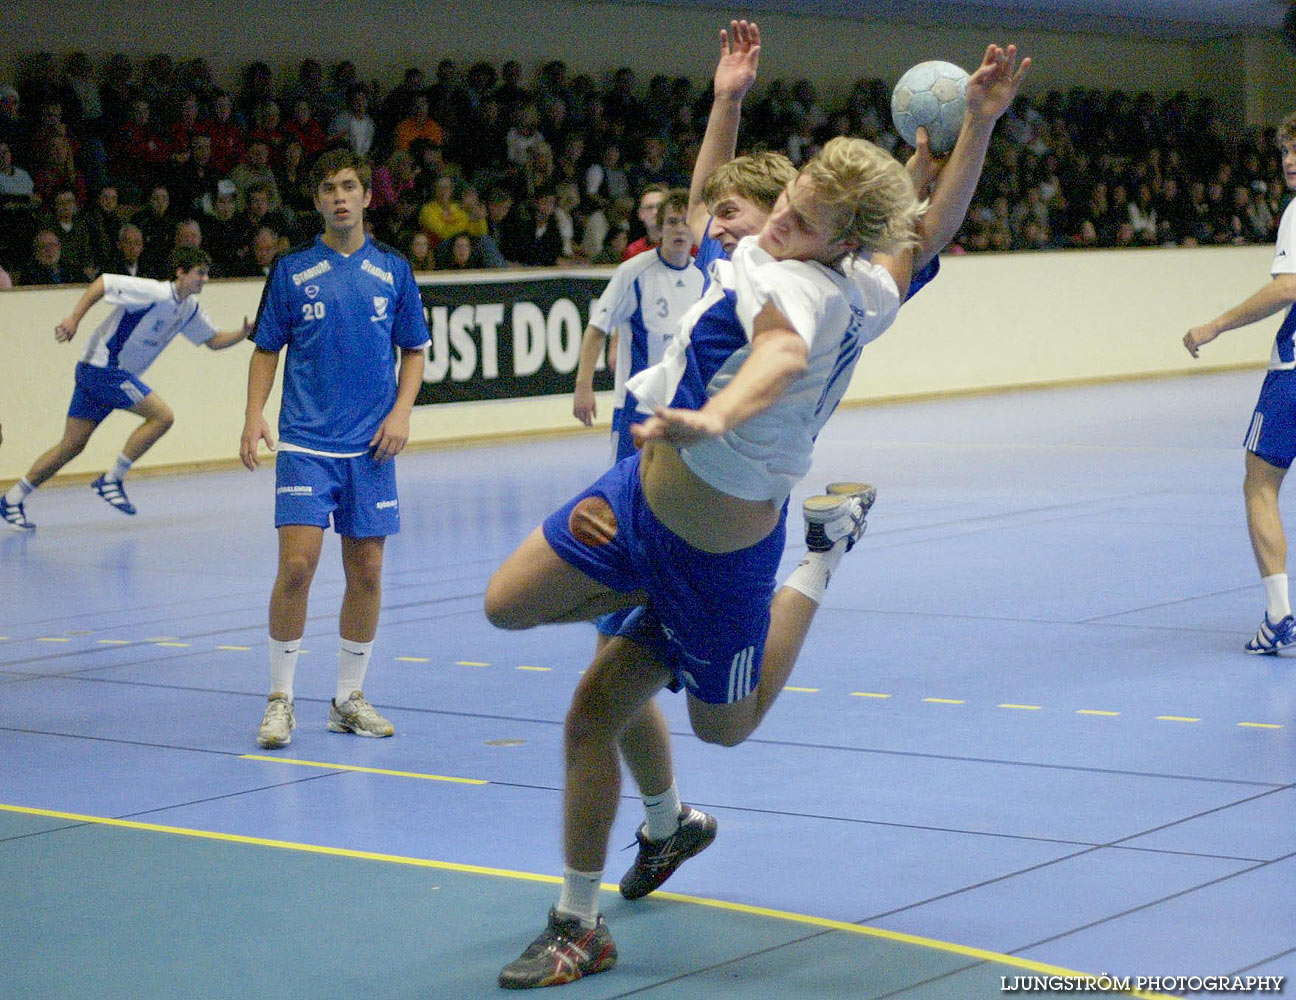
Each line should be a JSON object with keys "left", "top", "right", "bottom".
{"left": 393, "top": 260, "right": 431, "bottom": 349}
{"left": 905, "top": 255, "right": 940, "bottom": 301}
{"left": 252, "top": 259, "right": 292, "bottom": 352}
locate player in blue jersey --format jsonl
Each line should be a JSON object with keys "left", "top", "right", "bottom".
{"left": 1, "top": 248, "right": 251, "bottom": 532}
{"left": 488, "top": 28, "right": 1029, "bottom": 988}
{"left": 1184, "top": 112, "right": 1296, "bottom": 654}
{"left": 240, "top": 148, "right": 430, "bottom": 749}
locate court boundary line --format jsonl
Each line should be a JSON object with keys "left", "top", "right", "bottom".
{"left": 0, "top": 801, "right": 1179, "bottom": 998}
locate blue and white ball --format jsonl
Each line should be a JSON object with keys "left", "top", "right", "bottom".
{"left": 891, "top": 61, "right": 969, "bottom": 153}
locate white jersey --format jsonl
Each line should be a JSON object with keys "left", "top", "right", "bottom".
{"left": 1269, "top": 198, "right": 1296, "bottom": 371}
{"left": 79, "top": 274, "right": 218, "bottom": 374}
{"left": 627, "top": 236, "right": 901, "bottom": 505}
{"left": 590, "top": 249, "right": 704, "bottom": 412}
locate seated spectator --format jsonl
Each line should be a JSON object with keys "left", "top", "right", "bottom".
{"left": 371, "top": 148, "right": 417, "bottom": 212}
{"left": 418, "top": 174, "right": 471, "bottom": 245}
{"left": 435, "top": 231, "right": 486, "bottom": 270}
{"left": 246, "top": 100, "right": 285, "bottom": 162}
{"left": 406, "top": 229, "right": 434, "bottom": 271}
{"left": 394, "top": 93, "right": 444, "bottom": 152}
{"left": 628, "top": 135, "right": 682, "bottom": 191}
{"left": 111, "top": 97, "right": 169, "bottom": 199}
{"left": 134, "top": 184, "right": 175, "bottom": 257}
{"left": 33, "top": 134, "right": 85, "bottom": 207}
{"left": 226, "top": 140, "right": 281, "bottom": 211}
{"left": 108, "top": 222, "right": 146, "bottom": 276}
{"left": 0, "top": 139, "right": 34, "bottom": 204}
{"left": 590, "top": 223, "right": 629, "bottom": 265}
{"left": 243, "top": 182, "right": 293, "bottom": 241}
{"left": 84, "top": 184, "right": 123, "bottom": 273}
{"left": 282, "top": 98, "right": 327, "bottom": 159}
{"left": 167, "top": 93, "right": 203, "bottom": 163}
{"left": 274, "top": 139, "right": 313, "bottom": 216}
{"left": 329, "top": 84, "right": 375, "bottom": 157}
{"left": 169, "top": 132, "right": 219, "bottom": 216}
{"left": 500, "top": 186, "right": 563, "bottom": 266}
{"left": 280, "top": 58, "right": 331, "bottom": 126}
{"left": 0, "top": 84, "right": 27, "bottom": 156}
{"left": 198, "top": 90, "right": 245, "bottom": 175}
{"left": 203, "top": 178, "right": 253, "bottom": 274}
{"left": 505, "top": 102, "right": 545, "bottom": 166}
{"left": 44, "top": 188, "right": 96, "bottom": 280}
{"left": 236, "top": 224, "right": 279, "bottom": 277}
{"left": 584, "top": 142, "right": 629, "bottom": 211}
{"left": 21, "top": 228, "right": 75, "bottom": 285}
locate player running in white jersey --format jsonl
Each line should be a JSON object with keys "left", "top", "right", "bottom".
{"left": 241, "top": 148, "right": 430, "bottom": 749}
{"left": 1184, "top": 111, "right": 1296, "bottom": 654}
{"left": 1, "top": 247, "right": 250, "bottom": 531}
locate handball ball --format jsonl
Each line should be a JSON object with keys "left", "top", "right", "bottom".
{"left": 891, "top": 61, "right": 969, "bottom": 153}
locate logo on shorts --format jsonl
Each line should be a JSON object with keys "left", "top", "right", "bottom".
{"left": 375, "top": 499, "right": 398, "bottom": 510}
{"left": 370, "top": 297, "right": 389, "bottom": 322}
{"left": 276, "top": 485, "right": 313, "bottom": 495}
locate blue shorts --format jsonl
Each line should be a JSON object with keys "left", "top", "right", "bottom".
{"left": 1246, "top": 370, "right": 1296, "bottom": 469}
{"left": 274, "top": 450, "right": 400, "bottom": 537}
{"left": 68, "top": 362, "right": 152, "bottom": 423}
{"left": 542, "top": 452, "right": 786, "bottom": 704}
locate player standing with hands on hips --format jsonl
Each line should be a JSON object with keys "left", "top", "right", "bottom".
{"left": 1184, "top": 113, "right": 1296, "bottom": 654}
{"left": 241, "top": 148, "right": 430, "bottom": 748}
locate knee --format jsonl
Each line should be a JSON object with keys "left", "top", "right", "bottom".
{"left": 278, "top": 553, "right": 318, "bottom": 591}
{"left": 693, "top": 724, "right": 749, "bottom": 748}
{"left": 483, "top": 575, "right": 524, "bottom": 630}
{"left": 151, "top": 407, "right": 175, "bottom": 433}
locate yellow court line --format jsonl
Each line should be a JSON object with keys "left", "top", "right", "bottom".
{"left": 396, "top": 656, "right": 430, "bottom": 662}
{"left": 1077, "top": 709, "right": 1120, "bottom": 717}
{"left": 156, "top": 642, "right": 191, "bottom": 648}
{"left": 783, "top": 686, "right": 819, "bottom": 693}
{"left": 923, "top": 698, "right": 964, "bottom": 705}
{"left": 1237, "top": 722, "right": 1283, "bottom": 729}
{"left": 0, "top": 802, "right": 1179, "bottom": 1000}
{"left": 1156, "top": 716, "right": 1201, "bottom": 723}
{"left": 96, "top": 639, "right": 131, "bottom": 645}
{"left": 240, "top": 755, "right": 487, "bottom": 785}
{"left": 37, "top": 637, "right": 70, "bottom": 643}
{"left": 999, "top": 704, "right": 1042, "bottom": 711}
{"left": 217, "top": 645, "right": 250, "bottom": 652}
{"left": 850, "top": 692, "right": 891, "bottom": 699}
{"left": 456, "top": 661, "right": 490, "bottom": 667}
{"left": 516, "top": 666, "right": 551, "bottom": 672}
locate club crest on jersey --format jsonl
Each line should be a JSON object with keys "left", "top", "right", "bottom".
{"left": 304, "top": 284, "right": 320, "bottom": 299}
{"left": 370, "top": 297, "right": 389, "bottom": 322}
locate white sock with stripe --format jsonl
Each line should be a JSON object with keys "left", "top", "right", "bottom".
{"left": 4, "top": 478, "right": 34, "bottom": 505}
{"left": 782, "top": 542, "right": 848, "bottom": 605}
{"left": 336, "top": 637, "right": 374, "bottom": 704}
{"left": 642, "top": 781, "right": 683, "bottom": 841}
{"left": 1262, "top": 573, "right": 1291, "bottom": 621}
{"left": 556, "top": 866, "right": 602, "bottom": 928}
{"left": 104, "top": 453, "right": 133, "bottom": 484}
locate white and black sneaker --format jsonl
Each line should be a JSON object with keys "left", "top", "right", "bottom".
{"left": 0, "top": 496, "right": 35, "bottom": 532}
{"left": 802, "top": 481, "right": 875, "bottom": 553}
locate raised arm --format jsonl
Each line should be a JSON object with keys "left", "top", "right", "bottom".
{"left": 54, "top": 275, "right": 107, "bottom": 341}
{"left": 206, "top": 316, "right": 253, "bottom": 350}
{"left": 911, "top": 43, "right": 1031, "bottom": 271}
{"left": 1184, "top": 274, "right": 1296, "bottom": 357}
{"left": 632, "top": 301, "right": 806, "bottom": 447}
{"left": 687, "top": 19, "right": 762, "bottom": 241}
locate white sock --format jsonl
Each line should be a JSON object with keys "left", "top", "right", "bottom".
{"left": 268, "top": 637, "right": 301, "bottom": 702}
{"left": 336, "top": 637, "right": 374, "bottom": 704}
{"left": 4, "top": 478, "right": 34, "bottom": 505}
{"left": 782, "top": 542, "right": 847, "bottom": 604}
{"left": 642, "top": 781, "right": 683, "bottom": 841}
{"left": 104, "top": 454, "right": 133, "bottom": 483}
{"left": 556, "top": 866, "right": 602, "bottom": 927}
{"left": 1262, "top": 573, "right": 1291, "bottom": 621}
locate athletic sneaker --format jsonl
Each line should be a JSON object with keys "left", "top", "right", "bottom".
{"left": 802, "top": 481, "right": 876, "bottom": 553}
{"left": 327, "top": 691, "right": 394, "bottom": 737}
{"left": 1244, "top": 613, "right": 1296, "bottom": 654}
{"left": 619, "top": 806, "right": 718, "bottom": 900}
{"left": 91, "top": 476, "right": 136, "bottom": 516}
{"left": 0, "top": 496, "right": 35, "bottom": 532}
{"left": 498, "top": 908, "right": 617, "bottom": 989}
{"left": 256, "top": 695, "right": 295, "bottom": 748}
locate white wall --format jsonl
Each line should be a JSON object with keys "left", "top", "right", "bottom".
{"left": 1, "top": 0, "right": 1287, "bottom": 120}
{"left": 0, "top": 245, "right": 1278, "bottom": 484}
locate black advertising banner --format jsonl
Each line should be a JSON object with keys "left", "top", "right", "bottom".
{"left": 415, "top": 273, "right": 614, "bottom": 406}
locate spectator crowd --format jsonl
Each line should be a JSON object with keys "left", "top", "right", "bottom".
{"left": 0, "top": 49, "right": 1288, "bottom": 288}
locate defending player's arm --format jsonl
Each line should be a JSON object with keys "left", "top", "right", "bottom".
{"left": 54, "top": 275, "right": 107, "bottom": 341}
{"left": 911, "top": 44, "right": 1030, "bottom": 271}
{"left": 1184, "top": 274, "right": 1296, "bottom": 357}
{"left": 572, "top": 323, "right": 610, "bottom": 426}
{"left": 688, "top": 19, "right": 761, "bottom": 241}
{"left": 632, "top": 302, "right": 806, "bottom": 447}
{"left": 205, "top": 317, "right": 254, "bottom": 351}
{"left": 370, "top": 347, "right": 425, "bottom": 462}
{"left": 241, "top": 347, "right": 280, "bottom": 470}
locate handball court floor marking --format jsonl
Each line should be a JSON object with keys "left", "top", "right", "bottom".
{"left": 1, "top": 369, "right": 1293, "bottom": 998}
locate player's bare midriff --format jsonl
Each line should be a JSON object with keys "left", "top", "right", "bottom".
{"left": 639, "top": 440, "right": 780, "bottom": 554}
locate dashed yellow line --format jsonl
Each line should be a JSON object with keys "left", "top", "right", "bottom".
{"left": 923, "top": 698, "right": 965, "bottom": 705}
{"left": 217, "top": 645, "right": 250, "bottom": 652}
{"left": 96, "top": 639, "right": 131, "bottom": 645}
{"left": 241, "top": 755, "right": 487, "bottom": 785}
{"left": 1077, "top": 710, "right": 1121, "bottom": 717}
{"left": 396, "top": 656, "right": 430, "bottom": 663}
{"left": 850, "top": 692, "right": 891, "bottom": 699}
{"left": 37, "top": 637, "right": 70, "bottom": 643}
{"left": 999, "top": 704, "right": 1042, "bottom": 711}
{"left": 155, "top": 642, "right": 190, "bottom": 648}
{"left": 516, "top": 665, "right": 551, "bottom": 672}
{"left": 456, "top": 661, "right": 490, "bottom": 667}
{"left": 1238, "top": 722, "right": 1283, "bottom": 729}
{"left": 784, "top": 686, "right": 819, "bottom": 693}
{"left": 1156, "top": 715, "right": 1201, "bottom": 724}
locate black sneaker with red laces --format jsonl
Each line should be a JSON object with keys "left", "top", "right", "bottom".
{"left": 619, "top": 806, "right": 718, "bottom": 900}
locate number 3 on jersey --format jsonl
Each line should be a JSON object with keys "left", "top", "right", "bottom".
{"left": 301, "top": 301, "right": 326, "bottom": 321}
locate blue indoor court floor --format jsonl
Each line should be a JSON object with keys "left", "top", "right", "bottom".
{"left": 1, "top": 368, "right": 1293, "bottom": 999}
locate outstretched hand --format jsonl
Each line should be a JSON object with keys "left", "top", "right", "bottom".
{"left": 713, "top": 19, "right": 761, "bottom": 102}
{"left": 1183, "top": 325, "right": 1217, "bottom": 358}
{"left": 904, "top": 127, "right": 945, "bottom": 198}
{"left": 965, "top": 44, "right": 1031, "bottom": 125}
{"left": 631, "top": 406, "right": 726, "bottom": 449}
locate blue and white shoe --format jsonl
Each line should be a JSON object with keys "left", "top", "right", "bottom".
{"left": 803, "top": 481, "right": 876, "bottom": 553}
{"left": 1244, "top": 613, "right": 1296, "bottom": 655}
{"left": 0, "top": 495, "right": 35, "bottom": 532}
{"left": 91, "top": 475, "right": 136, "bottom": 516}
